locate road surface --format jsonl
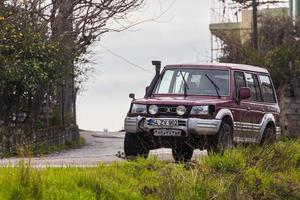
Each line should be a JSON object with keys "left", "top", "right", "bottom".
{"left": 0, "top": 131, "right": 207, "bottom": 167}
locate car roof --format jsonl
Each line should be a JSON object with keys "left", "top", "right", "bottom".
{"left": 164, "top": 63, "right": 269, "bottom": 74}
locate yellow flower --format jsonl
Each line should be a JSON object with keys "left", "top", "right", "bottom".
{"left": 0, "top": 16, "right": 4, "bottom": 21}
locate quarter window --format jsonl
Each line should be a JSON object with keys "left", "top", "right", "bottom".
{"left": 234, "top": 71, "right": 246, "bottom": 98}
{"left": 245, "top": 73, "right": 262, "bottom": 101}
{"left": 259, "top": 75, "right": 276, "bottom": 103}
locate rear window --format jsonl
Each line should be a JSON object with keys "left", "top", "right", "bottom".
{"left": 259, "top": 75, "right": 276, "bottom": 103}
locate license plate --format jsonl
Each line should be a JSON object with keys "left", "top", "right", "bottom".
{"left": 153, "top": 129, "right": 182, "bottom": 137}
{"left": 146, "top": 119, "right": 178, "bottom": 127}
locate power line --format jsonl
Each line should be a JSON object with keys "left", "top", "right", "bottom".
{"left": 99, "top": 44, "right": 153, "bottom": 74}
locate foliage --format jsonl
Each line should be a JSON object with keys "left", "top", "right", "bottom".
{"left": 219, "top": 16, "right": 300, "bottom": 88}
{"left": 0, "top": 140, "right": 299, "bottom": 199}
{"left": 0, "top": 7, "right": 64, "bottom": 126}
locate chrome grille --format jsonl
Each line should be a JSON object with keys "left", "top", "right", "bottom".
{"left": 158, "top": 106, "right": 177, "bottom": 114}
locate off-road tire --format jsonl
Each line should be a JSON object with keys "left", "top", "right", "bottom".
{"left": 260, "top": 124, "right": 276, "bottom": 146}
{"left": 207, "top": 122, "right": 233, "bottom": 154}
{"left": 171, "top": 143, "right": 194, "bottom": 162}
{"left": 124, "top": 132, "right": 149, "bottom": 160}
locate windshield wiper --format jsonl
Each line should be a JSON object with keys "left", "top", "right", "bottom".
{"left": 205, "top": 74, "right": 221, "bottom": 99}
{"left": 179, "top": 70, "right": 189, "bottom": 97}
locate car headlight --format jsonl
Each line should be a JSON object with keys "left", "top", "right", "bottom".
{"left": 131, "top": 104, "right": 147, "bottom": 114}
{"left": 176, "top": 106, "right": 186, "bottom": 116}
{"left": 149, "top": 105, "right": 159, "bottom": 115}
{"left": 191, "top": 106, "right": 209, "bottom": 115}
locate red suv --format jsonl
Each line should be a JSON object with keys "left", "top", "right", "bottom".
{"left": 124, "top": 61, "right": 280, "bottom": 161}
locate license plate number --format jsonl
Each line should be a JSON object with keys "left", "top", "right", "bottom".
{"left": 147, "top": 119, "right": 178, "bottom": 127}
{"left": 153, "top": 129, "right": 182, "bottom": 137}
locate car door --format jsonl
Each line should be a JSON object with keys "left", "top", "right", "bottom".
{"left": 244, "top": 73, "right": 264, "bottom": 142}
{"left": 258, "top": 74, "right": 279, "bottom": 129}
{"left": 232, "top": 71, "right": 253, "bottom": 141}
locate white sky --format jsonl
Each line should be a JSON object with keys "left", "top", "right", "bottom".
{"left": 76, "top": 0, "right": 211, "bottom": 131}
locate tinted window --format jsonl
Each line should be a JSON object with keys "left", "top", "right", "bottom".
{"left": 234, "top": 71, "right": 246, "bottom": 98}
{"left": 259, "top": 75, "right": 276, "bottom": 103}
{"left": 245, "top": 73, "right": 262, "bottom": 101}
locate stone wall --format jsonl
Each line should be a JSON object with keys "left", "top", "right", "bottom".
{"left": 281, "top": 78, "right": 300, "bottom": 138}
{"left": 0, "top": 125, "right": 79, "bottom": 153}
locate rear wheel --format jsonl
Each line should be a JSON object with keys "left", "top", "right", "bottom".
{"left": 207, "top": 122, "right": 233, "bottom": 154}
{"left": 261, "top": 124, "right": 276, "bottom": 145}
{"left": 124, "top": 132, "right": 149, "bottom": 160}
{"left": 171, "top": 143, "right": 194, "bottom": 162}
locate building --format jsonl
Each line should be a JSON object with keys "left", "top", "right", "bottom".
{"left": 209, "top": 0, "right": 298, "bottom": 62}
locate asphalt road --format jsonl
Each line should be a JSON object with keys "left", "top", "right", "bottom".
{"left": 0, "top": 131, "right": 207, "bottom": 167}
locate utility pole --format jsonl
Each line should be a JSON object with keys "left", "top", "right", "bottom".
{"left": 252, "top": 0, "right": 258, "bottom": 50}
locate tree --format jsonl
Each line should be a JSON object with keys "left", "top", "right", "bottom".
{"left": 0, "top": 6, "right": 63, "bottom": 128}
{"left": 1, "top": 0, "right": 145, "bottom": 125}
{"left": 219, "top": 16, "right": 300, "bottom": 88}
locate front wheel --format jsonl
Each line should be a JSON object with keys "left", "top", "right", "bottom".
{"left": 124, "top": 132, "right": 149, "bottom": 160}
{"left": 171, "top": 143, "right": 194, "bottom": 162}
{"left": 207, "top": 122, "right": 233, "bottom": 154}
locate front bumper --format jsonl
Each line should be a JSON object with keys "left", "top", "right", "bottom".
{"left": 124, "top": 117, "right": 222, "bottom": 136}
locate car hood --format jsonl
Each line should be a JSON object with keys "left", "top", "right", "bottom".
{"left": 133, "top": 96, "right": 231, "bottom": 106}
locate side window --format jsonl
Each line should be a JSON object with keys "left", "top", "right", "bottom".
{"left": 245, "top": 73, "right": 262, "bottom": 101}
{"left": 234, "top": 71, "right": 246, "bottom": 98}
{"left": 259, "top": 75, "right": 276, "bottom": 103}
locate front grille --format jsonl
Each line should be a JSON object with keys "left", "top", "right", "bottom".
{"left": 155, "top": 105, "right": 191, "bottom": 117}
{"left": 158, "top": 106, "right": 177, "bottom": 114}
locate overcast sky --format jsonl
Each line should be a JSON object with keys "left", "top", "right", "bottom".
{"left": 77, "top": 0, "right": 211, "bottom": 131}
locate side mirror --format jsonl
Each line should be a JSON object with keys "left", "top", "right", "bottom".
{"left": 239, "top": 87, "right": 251, "bottom": 100}
{"left": 145, "top": 86, "right": 150, "bottom": 94}
{"left": 129, "top": 93, "right": 135, "bottom": 100}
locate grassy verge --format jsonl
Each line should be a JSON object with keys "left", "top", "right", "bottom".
{"left": 0, "top": 140, "right": 299, "bottom": 200}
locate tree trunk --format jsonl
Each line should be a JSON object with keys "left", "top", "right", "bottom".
{"left": 51, "top": 0, "right": 76, "bottom": 125}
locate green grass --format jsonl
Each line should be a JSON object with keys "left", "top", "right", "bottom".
{"left": 0, "top": 140, "right": 299, "bottom": 200}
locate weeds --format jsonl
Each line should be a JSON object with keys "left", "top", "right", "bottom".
{"left": 0, "top": 140, "right": 299, "bottom": 199}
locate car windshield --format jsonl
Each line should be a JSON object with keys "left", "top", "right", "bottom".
{"left": 154, "top": 69, "right": 230, "bottom": 96}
